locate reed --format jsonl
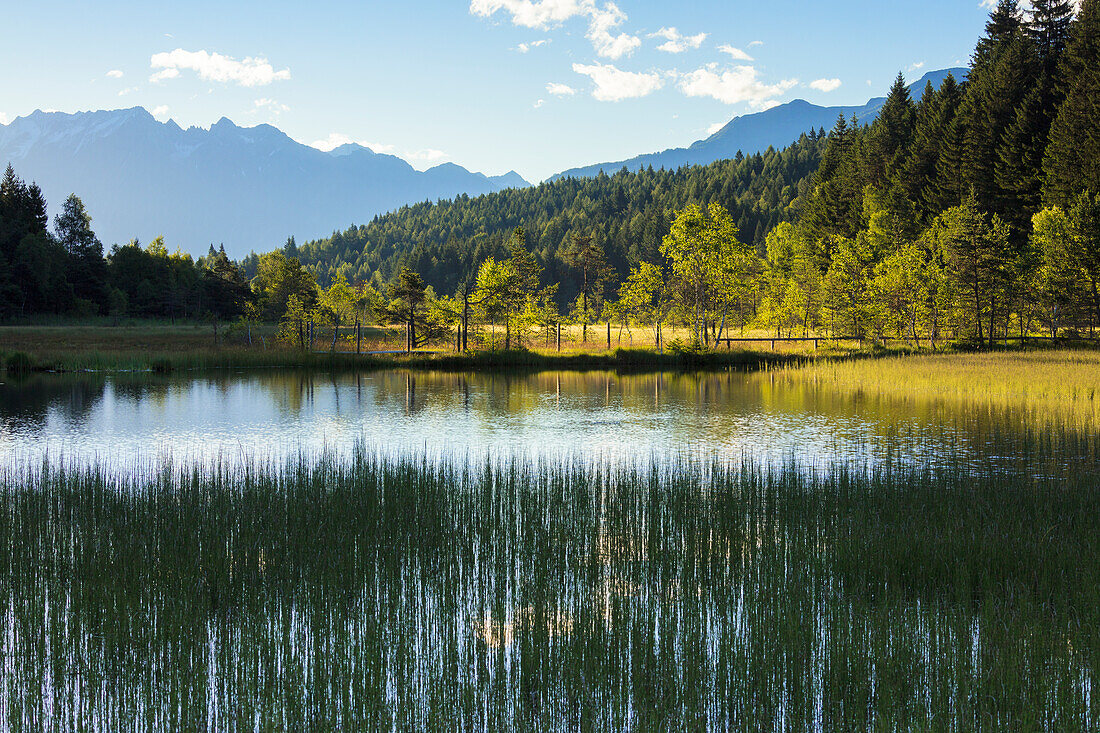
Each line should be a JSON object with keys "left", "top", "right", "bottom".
{"left": 1, "top": 442, "right": 1097, "bottom": 730}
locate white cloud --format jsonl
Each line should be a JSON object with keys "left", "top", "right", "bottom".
{"left": 253, "top": 98, "right": 290, "bottom": 113}
{"left": 748, "top": 40, "right": 764, "bottom": 48}
{"left": 470, "top": 0, "right": 586, "bottom": 29}
{"left": 0, "top": 112, "right": 10, "bottom": 125}
{"left": 718, "top": 44, "right": 754, "bottom": 61}
{"left": 679, "top": 64, "right": 798, "bottom": 108}
{"left": 471, "top": 0, "right": 639, "bottom": 59}
{"left": 406, "top": 149, "right": 450, "bottom": 165}
{"left": 585, "top": 3, "right": 640, "bottom": 59}
{"left": 150, "top": 49, "right": 290, "bottom": 87}
{"left": 572, "top": 61, "right": 662, "bottom": 102}
{"left": 118, "top": 86, "right": 139, "bottom": 96}
{"left": 547, "top": 82, "right": 576, "bottom": 96}
{"left": 151, "top": 105, "right": 170, "bottom": 118}
{"left": 809, "top": 78, "right": 842, "bottom": 93}
{"left": 908, "top": 61, "right": 925, "bottom": 72}
{"left": 650, "top": 27, "right": 706, "bottom": 54}
{"left": 706, "top": 121, "right": 725, "bottom": 136}
{"left": 107, "top": 69, "right": 124, "bottom": 79}
{"left": 310, "top": 133, "right": 396, "bottom": 154}
{"left": 516, "top": 39, "right": 550, "bottom": 52}
{"left": 534, "top": 98, "right": 546, "bottom": 108}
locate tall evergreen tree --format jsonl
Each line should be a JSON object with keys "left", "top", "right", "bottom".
{"left": 1030, "top": 0, "right": 1076, "bottom": 79}
{"left": 958, "top": 0, "right": 1028, "bottom": 212}
{"left": 907, "top": 75, "right": 962, "bottom": 219}
{"left": 54, "top": 193, "right": 108, "bottom": 305}
{"left": 1043, "top": 0, "right": 1100, "bottom": 206}
{"left": 865, "top": 73, "right": 916, "bottom": 186}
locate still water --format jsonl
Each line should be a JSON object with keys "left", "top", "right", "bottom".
{"left": 0, "top": 369, "right": 1042, "bottom": 470}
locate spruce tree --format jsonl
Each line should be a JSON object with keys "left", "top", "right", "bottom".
{"left": 1030, "top": 0, "right": 1076, "bottom": 79}
{"left": 988, "top": 35, "right": 1041, "bottom": 233}
{"left": 1043, "top": 0, "right": 1100, "bottom": 206}
{"left": 54, "top": 193, "right": 108, "bottom": 305}
{"left": 907, "top": 76, "right": 962, "bottom": 220}
{"left": 998, "top": 0, "right": 1076, "bottom": 219}
{"left": 973, "top": 0, "right": 1025, "bottom": 72}
{"left": 957, "top": 0, "right": 1028, "bottom": 213}
{"left": 865, "top": 73, "right": 916, "bottom": 187}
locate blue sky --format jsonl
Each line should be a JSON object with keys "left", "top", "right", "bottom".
{"left": 1, "top": 0, "right": 995, "bottom": 182}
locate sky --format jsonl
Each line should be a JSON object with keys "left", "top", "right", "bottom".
{"left": 1, "top": 1, "right": 1000, "bottom": 182}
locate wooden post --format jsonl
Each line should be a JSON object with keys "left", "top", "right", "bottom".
{"left": 356, "top": 320, "right": 361, "bottom": 355}
{"left": 308, "top": 319, "right": 313, "bottom": 351}
{"left": 607, "top": 322, "right": 611, "bottom": 350}
{"left": 771, "top": 339, "right": 775, "bottom": 351}
{"left": 556, "top": 323, "right": 562, "bottom": 352}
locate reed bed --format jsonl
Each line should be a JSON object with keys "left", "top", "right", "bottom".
{"left": 1, "top": 444, "right": 1097, "bottom": 731}
{"left": 775, "top": 348, "right": 1100, "bottom": 431}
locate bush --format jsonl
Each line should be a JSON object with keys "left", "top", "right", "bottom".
{"left": 150, "top": 357, "right": 175, "bottom": 374}
{"left": 5, "top": 352, "right": 35, "bottom": 374}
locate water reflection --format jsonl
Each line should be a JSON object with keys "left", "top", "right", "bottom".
{"left": 0, "top": 369, "right": 1091, "bottom": 474}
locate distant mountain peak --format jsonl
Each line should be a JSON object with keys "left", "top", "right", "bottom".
{"left": 0, "top": 107, "right": 531, "bottom": 257}
{"left": 328, "top": 143, "right": 377, "bottom": 157}
{"left": 552, "top": 67, "right": 968, "bottom": 181}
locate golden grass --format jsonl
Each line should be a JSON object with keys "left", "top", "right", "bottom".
{"left": 778, "top": 348, "right": 1100, "bottom": 429}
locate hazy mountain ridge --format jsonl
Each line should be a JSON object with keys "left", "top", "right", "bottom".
{"left": 0, "top": 108, "right": 531, "bottom": 258}
{"left": 550, "top": 69, "right": 968, "bottom": 181}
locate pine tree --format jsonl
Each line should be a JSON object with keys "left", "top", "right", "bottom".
{"left": 988, "top": 35, "right": 1041, "bottom": 232}
{"left": 1030, "top": 0, "right": 1076, "bottom": 79}
{"left": 959, "top": 0, "right": 1028, "bottom": 213}
{"left": 973, "top": 0, "right": 1025, "bottom": 72}
{"left": 865, "top": 73, "right": 916, "bottom": 186}
{"left": 906, "top": 76, "right": 962, "bottom": 220}
{"left": 1043, "top": 0, "right": 1100, "bottom": 206}
{"left": 54, "top": 193, "right": 108, "bottom": 305}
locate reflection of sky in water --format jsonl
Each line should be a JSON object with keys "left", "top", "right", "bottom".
{"left": 0, "top": 370, "right": 1044, "bottom": 472}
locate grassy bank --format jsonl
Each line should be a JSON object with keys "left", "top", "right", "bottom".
{"left": 1, "top": 446, "right": 1097, "bottom": 730}
{"left": 0, "top": 341, "right": 808, "bottom": 375}
{"left": 775, "top": 348, "right": 1100, "bottom": 429}
{"left": 3, "top": 317, "right": 1095, "bottom": 375}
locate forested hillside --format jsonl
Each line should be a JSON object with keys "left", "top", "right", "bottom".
{"left": 282, "top": 132, "right": 828, "bottom": 303}
{"left": 262, "top": 0, "right": 1100, "bottom": 350}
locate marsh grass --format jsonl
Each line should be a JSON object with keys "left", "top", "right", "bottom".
{"left": 2, "top": 443, "right": 1098, "bottom": 731}
{"left": 0, "top": 345, "right": 805, "bottom": 376}
{"left": 776, "top": 349, "right": 1100, "bottom": 431}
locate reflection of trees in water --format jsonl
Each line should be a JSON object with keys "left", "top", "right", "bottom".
{"left": 0, "top": 374, "right": 111, "bottom": 434}
{"left": 3, "top": 368, "right": 1091, "bottom": 476}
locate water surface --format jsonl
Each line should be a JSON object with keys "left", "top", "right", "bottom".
{"left": 0, "top": 369, "right": 1059, "bottom": 471}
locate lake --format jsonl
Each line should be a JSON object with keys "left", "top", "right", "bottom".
{"left": 0, "top": 367, "right": 1096, "bottom": 730}
{"left": 0, "top": 368, "right": 1065, "bottom": 472}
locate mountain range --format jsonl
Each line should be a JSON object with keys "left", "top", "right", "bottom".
{"left": 550, "top": 68, "right": 967, "bottom": 181}
{"left": 0, "top": 68, "right": 966, "bottom": 258}
{"left": 0, "top": 108, "right": 529, "bottom": 257}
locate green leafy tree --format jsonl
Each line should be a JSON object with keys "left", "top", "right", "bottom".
{"left": 1031, "top": 206, "right": 1082, "bottom": 335}
{"left": 660, "top": 203, "right": 747, "bottom": 346}
{"left": 561, "top": 234, "right": 613, "bottom": 342}
{"left": 386, "top": 267, "right": 430, "bottom": 352}
{"left": 934, "top": 194, "right": 1014, "bottom": 345}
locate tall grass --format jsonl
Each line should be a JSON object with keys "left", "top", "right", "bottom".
{"left": 1, "top": 445, "right": 1097, "bottom": 730}
{"left": 775, "top": 348, "right": 1100, "bottom": 431}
